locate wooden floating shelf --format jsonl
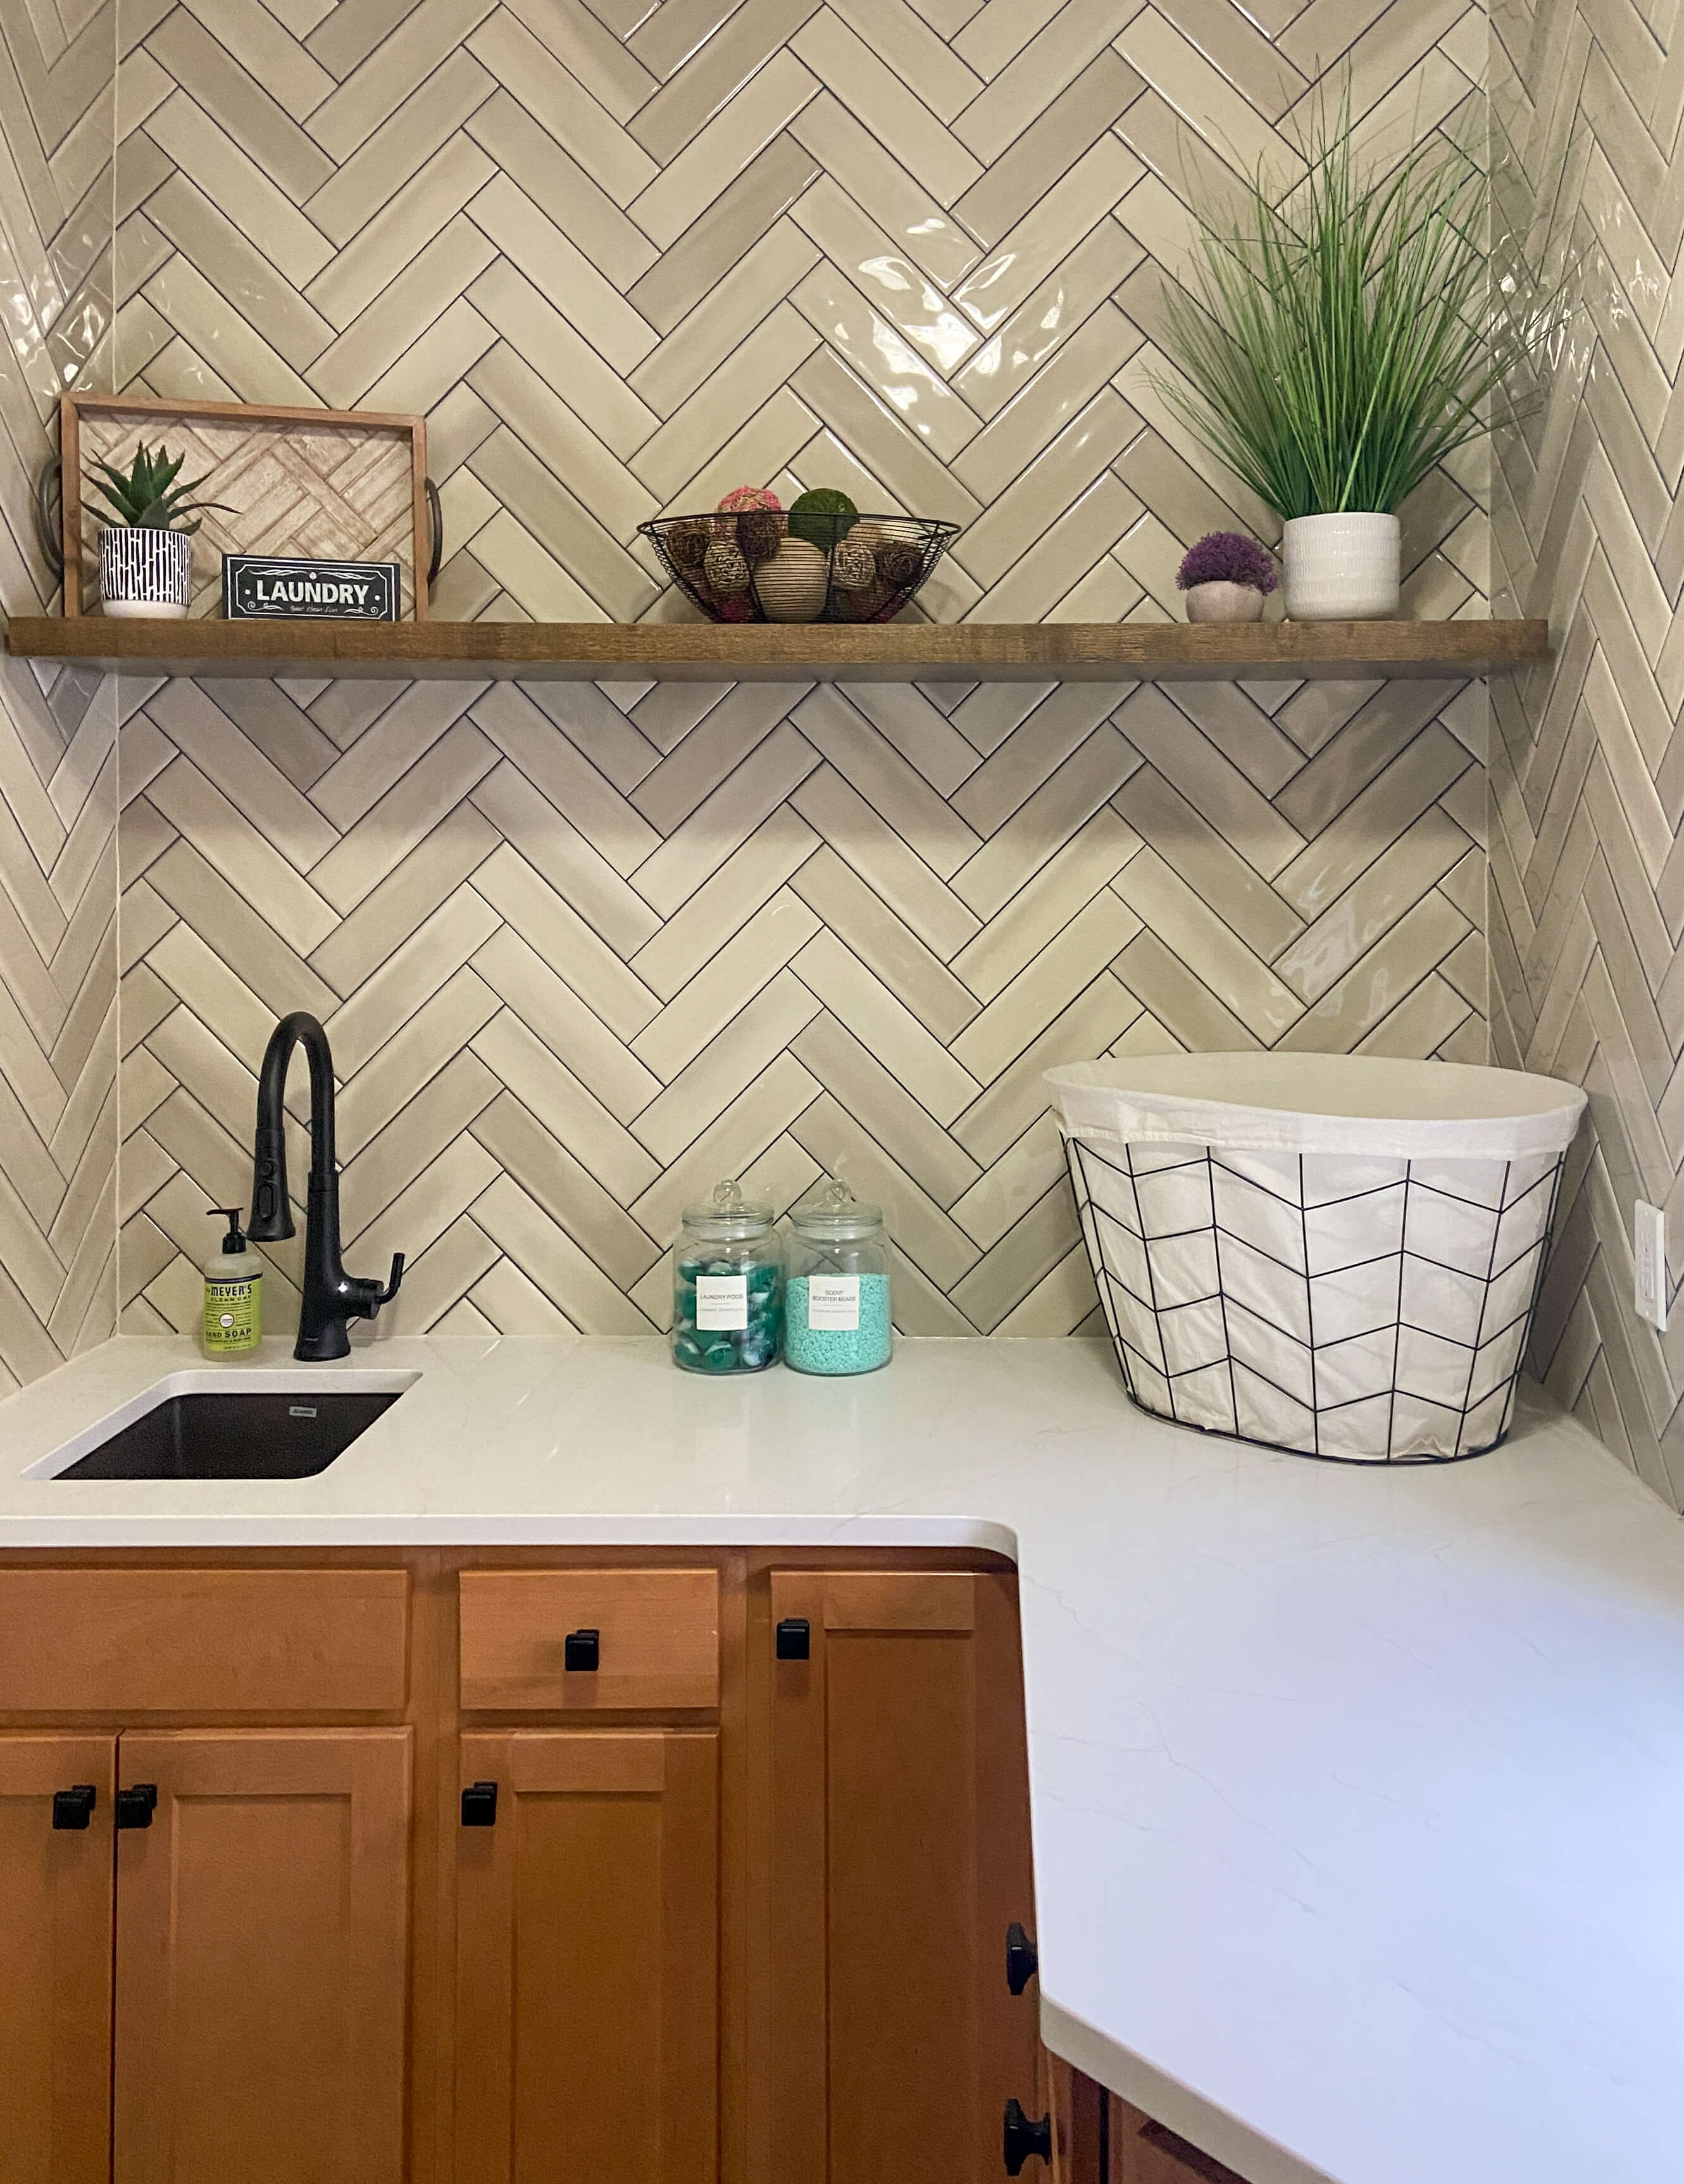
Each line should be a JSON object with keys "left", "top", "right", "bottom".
{"left": 4, "top": 616, "right": 1550, "bottom": 684}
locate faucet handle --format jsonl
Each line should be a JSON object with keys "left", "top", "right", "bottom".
{"left": 373, "top": 1252, "right": 404, "bottom": 1307}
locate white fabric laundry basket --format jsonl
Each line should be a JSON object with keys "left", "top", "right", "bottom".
{"left": 1047, "top": 1054, "right": 1588, "bottom": 1463}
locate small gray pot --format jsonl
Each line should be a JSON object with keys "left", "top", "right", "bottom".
{"left": 100, "top": 527, "right": 193, "bottom": 618}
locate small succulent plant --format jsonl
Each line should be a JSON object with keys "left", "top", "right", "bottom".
{"left": 1176, "top": 532, "right": 1278, "bottom": 594}
{"left": 88, "top": 442, "right": 232, "bottom": 532}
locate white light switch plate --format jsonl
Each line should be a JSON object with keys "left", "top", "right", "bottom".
{"left": 1635, "top": 1201, "right": 1668, "bottom": 1332}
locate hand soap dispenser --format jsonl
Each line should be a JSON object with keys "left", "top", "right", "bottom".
{"left": 203, "top": 1207, "right": 261, "bottom": 1357}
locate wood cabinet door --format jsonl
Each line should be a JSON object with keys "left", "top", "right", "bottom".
{"left": 754, "top": 1569, "right": 1038, "bottom": 2184}
{"left": 453, "top": 1730, "right": 719, "bottom": 2184}
{"left": 0, "top": 1735, "right": 116, "bottom": 2184}
{"left": 112, "top": 1728, "right": 412, "bottom": 2184}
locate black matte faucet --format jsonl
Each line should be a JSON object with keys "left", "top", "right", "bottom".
{"left": 247, "top": 1012, "right": 404, "bottom": 1361}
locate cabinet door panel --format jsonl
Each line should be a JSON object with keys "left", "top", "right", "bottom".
{"left": 454, "top": 1730, "right": 718, "bottom": 2184}
{"left": 758, "top": 1569, "right": 1037, "bottom": 2184}
{"left": 0, "top": 1735, "right": 115, "bottom": 2184}
{"left": 113, "top": 1728, "right": 411, "bottom": 2184}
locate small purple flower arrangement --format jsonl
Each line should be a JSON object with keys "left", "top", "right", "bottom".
{"left": 1176, "top": 532, "right": 1277, "bottom": 594}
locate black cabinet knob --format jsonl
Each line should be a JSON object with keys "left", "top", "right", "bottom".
{"left": 776, "top": 1616, "right": 811, "bottom": 1661}
{"left": 115, "top": 1784, "right": 157, "bottom": 1831}
{"left": 564, "top": 1628, "right": 599, "bottom": 1672}
{"left": 1006, "top": 1921, "right": 1039, "bottom": 1995}
{"left": 53, "top": 1785, "right": 96, "bottom": 1831}
{"left": 461, "top": 1781, "right": 498, "bottom": 1828}
{"left": 1003, "top": 2099, "right": 1052, "bottom": 2175}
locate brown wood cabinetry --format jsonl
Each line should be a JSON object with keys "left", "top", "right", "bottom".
{"left": 113, "top": 1730, "right": 411, "bottom": 2184}
{"left": 453, "top": 1728, "right": 718, "bottom": 2184}
{"left": 0, "top": 1733, "right": 116, "bottom": 2184}
{"left": 0, "top": 1545, "right": 1223, "bottom": 2184}
{"left": 752, "top": 1567, "right": 1040, "bottom": 2184}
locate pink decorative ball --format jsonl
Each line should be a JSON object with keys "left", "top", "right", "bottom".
{"left": 716, "top": 486, "right": 782, "bottom": 515}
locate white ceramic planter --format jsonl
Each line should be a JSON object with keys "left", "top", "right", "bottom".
{"left": 100, "top": 527, "right": 192, "bottom": 618}
{"left": 1184, "top": 580, "right": 1266, "bottom": 623}
{"left": 1282, "top": 512, "right": 1400, "bottom": 621}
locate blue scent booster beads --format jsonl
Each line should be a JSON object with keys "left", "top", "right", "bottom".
{"left": 783, "top": 1272, "right": 892, "bottom": 1375}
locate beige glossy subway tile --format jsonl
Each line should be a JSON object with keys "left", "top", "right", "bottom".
{"left": 952, "top": 723, "right": 1138, "bottom": 917}
{"left": 630, "top": 47, "right": 817, "bottom": 249}
{"left": 1113, "top": 846, "right": 1302, "bottom": 1041}
{"left": 627, "top": 132, "right": 821, "bottom": 336}
{"left": 1115, "top": 766, "right": 1303, "bottom": 959}
{"left": 143, "top": 89, "right": 333, "bottom": 285}
{"left": 956, "top": 0, "right": 1145, "bottom": 163}
{"left": 145, "top": 8, "right": 334, "bottom": 202}
{"left": 628, "top": 1052, "right": 821, "bottom": 1243}
{"left": 632, "top": 0, "right": 822, "bottom": 157}
{"left": 632, "top": 299, "right": 820, "bottom": 496}
{"left": 790, "top": 764, "right": 982, "bottom": 959}
{"left": 787, "top": 10, "right": 982, "bottom": 206}
{"left": 309, "top": 0, "right": 499, "bottom": 163}
{"left": 954, "top": 49, "right": 1144, "bottom": 246}
{"left": 790, "top": 261, "right": 983, "bottom": 463}
{"left": 790, "top": 347, "right": 982, "bottom": 523}
{"left": 309, "top": 210, "right": 497, "bottom": 408}
{"left": 954, "top": 387, "right": 1138, "bottom": 587}
{"left": 629, "top": 220, "right": 819, "bottom": 418}
{"left": 306, "top": 134, "right": 490, "bottom": 335}
{"left": 303, "top": 49, "right": 495, "bottom": 248}
{"left": 466, "top": 87, "right": 656, "bottom": 285}
{"left": 950, "top": 806, "right": 1138, "bottom": 999}
{"left": 470, "top": 1097, "right": 659, "bottom": 1299}
{"left": 966, "top": 470, "right": 1140, "bottom": 622}
{"left": 468, "top": 9, "right": 656, "bottom": 206}
{"left": 790, "top": 92, "right": 982, "bottom": 289}
{"left": 956, "top": 227, "right": 1143, "bottom": 432}
{"left": 953, "top": 136, "right": 1140, "bottom": 337}
{"left": 793, "top": 687, "right": 983, "bottom": 880}
{"left": 647, "top": 384, "right": 821, "bottom": 518}
{"left": 630, "top": 0, "right": 751, "bottom": 82}
{"left": 1114, "top": 683, "right": 1306, "bottom": 878}
{"left": 502, "top": 0, "right": 658, "bottom": 120}
{"left": 790, "top": 175, "right": 982, "bottom": 376}
{"left": 632, "top": 890, "right": 821, "bottom": 1079}
{"left": 790, "top": 844, "right": 979, "bottom": 1040}
{"left": 1278, "top": 894, "right": 1469, "bottom": 1055}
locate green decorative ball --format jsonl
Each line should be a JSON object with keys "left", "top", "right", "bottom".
{"left": 788, "top": 487, "right": 859, "bottom": 549}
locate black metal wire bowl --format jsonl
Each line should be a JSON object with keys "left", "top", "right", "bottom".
{"left": 639, "top": 511, "right": 960, "bottom": 624}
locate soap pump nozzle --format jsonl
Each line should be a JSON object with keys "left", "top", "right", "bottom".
{"left": 209, "top": 1207, "right": 248, "bottom": 1255}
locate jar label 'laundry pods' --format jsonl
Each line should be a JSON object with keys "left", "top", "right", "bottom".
{"left": 806, "top": 1275, "right": 860, "bottom": 1331}
{"left": 695, "top": 1274, "right": 749, "bottom": 1331}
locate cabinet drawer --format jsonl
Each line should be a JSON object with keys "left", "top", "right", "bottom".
{"left": 0, "top": 1569, "right": 409, "bottom": 1714}
{"left": 459, "top": 1570, "right": 720, "bottom": 1711}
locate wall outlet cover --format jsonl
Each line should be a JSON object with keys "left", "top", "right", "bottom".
{"left": 1635, "top": 1201, "right": 1668, "bottom": 1332}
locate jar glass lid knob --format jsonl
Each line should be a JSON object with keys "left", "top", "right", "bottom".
{"left": 682, "top": 1175, "right": 775, "bottom": 1237}
{"left": 792, "top": 1175, "right": 883, "bottom": 1237}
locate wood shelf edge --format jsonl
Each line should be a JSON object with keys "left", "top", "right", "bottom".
{"left": 3, "top": 616, "right": 1552, "bottom": 684}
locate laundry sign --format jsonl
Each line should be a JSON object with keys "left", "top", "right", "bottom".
{"left": 223, "top": 554, "right": 401, "bottom": 620}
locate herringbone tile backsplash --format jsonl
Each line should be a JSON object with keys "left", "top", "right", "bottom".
{"left": 0, "top": 2, "right": 118, "bottom": 1398}
{"left": 1493, "top": 0, "right": 1684, "bottom": 1504}
{"left": 19, "top": 4, "right": 1642, "bottom": 1406}
{"left": 101, "top": 0, "right": 1495, "bottom": 1344}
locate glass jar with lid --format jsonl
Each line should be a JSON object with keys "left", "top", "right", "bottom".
{"left": 783, "top": 1180, "right": 892, "bottom": 1375}
{"left": 671, "top": 1179, "right": 783, "bottom": 1374}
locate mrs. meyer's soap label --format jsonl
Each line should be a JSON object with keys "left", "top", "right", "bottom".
{"left": 223, "top": 554, "right": 401, "bottom": 620}
{"left": 695, "top": 1274, "right": 749, "bottom": 1331}
{"left": 805, "top": 1275, "right": 861, "bottom": 1330}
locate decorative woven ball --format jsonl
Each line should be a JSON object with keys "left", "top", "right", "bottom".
{"left": 716, "top": 591, "right": 756, "bottom": 622}
{"left": 737, "top": 508, "right": 784, "bottom": 563}
{"left": 754, "top": 537, "right": 829, "bottom": 621}
{"left": 665, "top": 519, "right": 710, "bottom": 571}
{"left": 704, "top": 539, "right": 751, "bottom": 594}
{"left": 833, "top": 538, "right": 876, "bottom": 591}
{"left": 875, "top": 536, "right": 921, "bottom": 589}
{"left": 788, "top": 487, "right": 859, "bottom": 549}
{"left": 716, "top": 485, "right": 782, "bottom": 515}
{"left": 845, "top": 520, "right": 884, "bottom": 555}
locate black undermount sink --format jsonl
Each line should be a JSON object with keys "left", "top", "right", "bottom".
{"left": 51, "top": 1390, "right": 402, "bottom": 1481}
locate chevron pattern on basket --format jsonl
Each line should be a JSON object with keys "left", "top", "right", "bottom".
{"left": 1492, "top": 0, "right": 1684, "bottom": 1506}
{"left": 0, "top": 6, "right": 120, "bottom": 1394}
{"left": 111, "top": 0, "right": 1492, "bottom": 625}
{"left": 115, "top": 669, "right": 1491, "bottom": 1341}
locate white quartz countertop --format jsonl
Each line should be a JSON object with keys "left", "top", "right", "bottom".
{"left": 2, "top": 1333, "right": 1681, "bottom": 2184}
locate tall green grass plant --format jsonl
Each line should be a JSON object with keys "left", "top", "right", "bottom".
{"left": 1156, "top": 106, "right": 1549, "bottom": 521}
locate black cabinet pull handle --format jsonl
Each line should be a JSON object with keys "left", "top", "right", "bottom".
{"left": 461, "top": 1780, "right": 498, "bottom": 1827}
{"left": 1003, "top": 2099, "right": 1052, "bottom": 2175}
{"left": 1006, "top": 1921, "right": 1038, "bottom": 1995}
{"left": 776, "top": 1616, "right": 811, "bottom": 1661}
{"left": 115, "top": 1784, "right": 157, "bottom": 1831}
{"left": 53, "top": 1785, "right": 96, "bottom": 1831}
{"left": 564, "top": 1628, "right": 599, "bottom": 1672}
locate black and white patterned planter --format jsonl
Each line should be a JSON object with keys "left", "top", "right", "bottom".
{"left": 100, "top": 527, "right": 193, "bottom": 618}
